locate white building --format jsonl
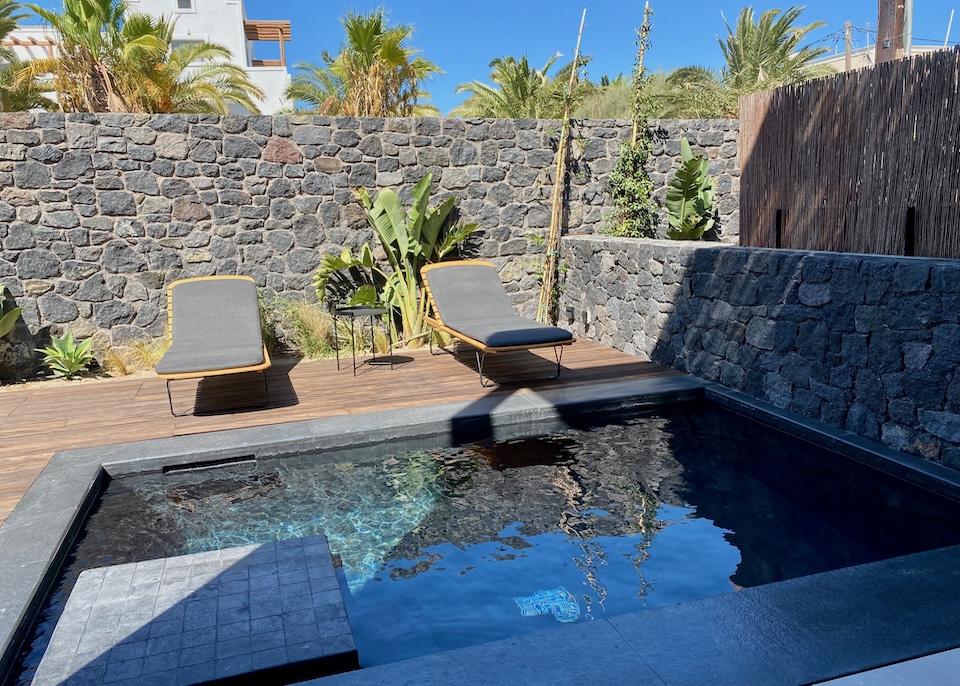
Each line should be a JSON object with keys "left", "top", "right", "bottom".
{"left": 4, "top": 0, "right": 293, "bottom": 114}
{"left": 812, "top": 44, "right": 948, "bottom": 73}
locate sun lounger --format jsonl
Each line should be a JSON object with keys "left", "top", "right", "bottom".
{"left": 155, "top": 275, "right": 271, "bottom": 415}
{"left": 420, "top": 260, "right": 574, "bottom": 386}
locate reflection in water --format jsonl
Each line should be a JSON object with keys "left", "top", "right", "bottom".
{"left": 13, "top": 405, "right": 960, "bottom": 679}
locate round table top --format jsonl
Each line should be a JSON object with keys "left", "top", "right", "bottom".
{"left": 334, "top": 306, "right": 389, "bottom": 317}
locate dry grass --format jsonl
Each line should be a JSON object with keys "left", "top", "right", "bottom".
{"left": 97, "top": 337, "right": 170, "bottom": 377}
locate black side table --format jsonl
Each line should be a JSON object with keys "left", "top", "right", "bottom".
{"left": 333, "top": 306, "right": 394, "bottom": 374}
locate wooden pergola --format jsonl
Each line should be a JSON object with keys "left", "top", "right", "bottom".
{"left": 1, "top": 35, "right": 57, "bottom": 58}
{"left": 243, "top": 19, "right": 291, "bottom": 67}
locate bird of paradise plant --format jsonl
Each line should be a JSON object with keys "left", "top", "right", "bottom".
{"left": 313, "top": 173, "right": 478, "bottom": 346}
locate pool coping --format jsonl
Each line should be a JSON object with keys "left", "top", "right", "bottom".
{"left": 3, "top": 374, "right": 960, "bottom": 685}
{"left": 0, "top": 374, "right": 704, "bottom": 683}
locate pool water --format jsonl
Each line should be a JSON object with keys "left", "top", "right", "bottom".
{"left": 14, "top": 404, "right": 960, "bottom": 678}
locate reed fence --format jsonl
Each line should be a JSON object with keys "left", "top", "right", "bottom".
{"left": 739, "top": 47, "right": 960, "bottom": 258}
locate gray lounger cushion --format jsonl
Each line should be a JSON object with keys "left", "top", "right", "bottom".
{"left": 155, "top": 278, "right": 265, "bottom": 375}
{"left": 426, "top": 263, "right": 573, "bottom": 347}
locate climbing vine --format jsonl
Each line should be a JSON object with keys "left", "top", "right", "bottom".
{"left": 605, "top": 3, "right": 658, "bottom": 238}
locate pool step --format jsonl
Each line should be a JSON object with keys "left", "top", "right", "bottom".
{"left": 32, "top": 535, "right": 358, "bottom": 685}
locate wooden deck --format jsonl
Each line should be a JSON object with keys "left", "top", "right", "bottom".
{"left": 0, "top": 340, "right": 680, "bottom": 526}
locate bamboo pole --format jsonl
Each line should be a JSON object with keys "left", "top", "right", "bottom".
{"left": 537, "top": 8, "right": 586, "bottom": 324}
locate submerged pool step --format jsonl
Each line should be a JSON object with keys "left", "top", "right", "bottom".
{"left": 32, "top": 535, "right": 358, "bottom": 685}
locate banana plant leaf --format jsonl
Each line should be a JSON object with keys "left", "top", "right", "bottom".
{"left": 0, "top": 306, "right": 21, "bottom": 339}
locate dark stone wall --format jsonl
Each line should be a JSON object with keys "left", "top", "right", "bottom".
{"left": 562, "top": 237, "right": 960, "bottom": 467}
{"left": 0, "top": 113, "right": 739, "bottom": 353}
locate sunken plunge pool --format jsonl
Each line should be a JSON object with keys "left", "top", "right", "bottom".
{"left": 14, "top": 401, "right": 960, "bottom": 681}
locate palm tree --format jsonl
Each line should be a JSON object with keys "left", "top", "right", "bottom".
{"left": 24, "top": 0, "right": 166, "bottom": 112}
{"left": 22, "top": 0, "right": 263, "bottom": 113}
{"left": 121, "top": 15, "right": 264, "bottom": 114}
{"left": 648, "top": 66, "right": 737, "bottom": 118}
{"left": 0, "top": 0, "right": 22, "bottom": 63}
{"left": 0, "top": 0, "right": 56, "bottom": 111}
{"left": 286, "top": 8, "right": 441, "bottom": 117}
{"left": 719, "top": 6, "right": 833, "bottom": 94}
{"left": 453, "top": 53, "right": 591, "bottom": 119}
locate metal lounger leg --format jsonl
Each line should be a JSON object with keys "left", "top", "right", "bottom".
{"left": 166, "top": 371, "right": 270, "bottom": 417}
{"left": 475, "top": 345, "right": 564, "bottom": 388}
{"left": 166, "top": 379, "right": 177, "bottom": 416}
{"left": 476, "top": 350, "right": 493, "bottom": 387}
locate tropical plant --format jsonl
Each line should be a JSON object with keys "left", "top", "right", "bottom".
{"left": 286, "top": 8, "right": 441, "bottom": 116}
{"left": 719, "top": 6, "right": 833, "bottom": 95}
{"left": 0, "top": 59, "right": 56, "bottom": 111}
{"left": 37, "top": 331, "right": 95, "bottom": 378}
{"left": 665, "top": 138, "right": 715, "bottom": 240}
{"left": 313, "top": 173, "right": 479, "bottom": 346}
{"left": 651, "top": 66, "right": 738, "bottom": 118}
{"left": 0, "top": 284, "right": 22, "bottom": 339}
{"left": 0, "top": 0, "right": 55, "bottom": 112}
{"left": 0, "top": 0, "right": 19, "bottom": 56}
{"left": 124, "top": 22, "right": 265, "bottom": 114}
{"left": 452, "top": 53, "right": 592, "bottom": 119}
{"left": 23, "top": 0, "right": 165, "bottom": 112}
{"left": 22, "top": 0, "right": 263, "bottom": 113}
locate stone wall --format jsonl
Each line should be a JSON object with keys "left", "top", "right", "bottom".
{"left": 0, "top": 113, "right": 739, "bottom": 353}
{"left": 562, "top": 237, "right": 960, "bottom": 467}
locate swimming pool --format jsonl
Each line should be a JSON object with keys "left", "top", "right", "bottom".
{"left": 13, "top": 401, "right": 960, "bottom": 679}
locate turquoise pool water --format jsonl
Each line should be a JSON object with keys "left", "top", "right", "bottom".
{"left": 14, "top": 404, "right": 960, "bottom": 679}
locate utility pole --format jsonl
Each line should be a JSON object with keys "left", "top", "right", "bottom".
{"left": 844, "top": 21, "right": 853, "bottom": 70}
{"left": 876, "top": 0, "right": 905, "bottom": 64}
{"left": 903, "top": 0, "right": 913, "bottom": 55}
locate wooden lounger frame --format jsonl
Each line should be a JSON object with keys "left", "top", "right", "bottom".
{"left": 158, "top": 275, "right": 272, "bottom": 415}
{"left": 421, "top": 260, "right": 575, "bottom": 386}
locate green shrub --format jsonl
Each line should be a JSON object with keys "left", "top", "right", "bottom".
{"left": 38, "top": 332, "right": 95, "bottom": 379}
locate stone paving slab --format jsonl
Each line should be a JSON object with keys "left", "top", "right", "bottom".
{"left": 32, "top": 536, "right": 358, "bottom": 685}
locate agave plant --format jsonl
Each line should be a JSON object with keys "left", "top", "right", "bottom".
{"left": 313, "top": 173, "right": 478, "bottom": 346}
{"left": 37, "top": 332, "right": 95, "bottom": 378}
{"left": 0, "top": 284, "right": 22, "bottom": 339}
{"left": 665, "top": 138, "right": 715, "bottom": 240}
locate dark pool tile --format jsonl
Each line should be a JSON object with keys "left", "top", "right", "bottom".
{"left": 216, "top": 620, "right": 251, "bottom": 641}
{"left": 103, "top": 655, "right": 144, "bottom": 681}
{"left": 145, "top": 633, "right": 181, "bottom": 657}
{"left": 215, "top": 653, "right": 253, "bottom": 678}
{"left": 610, "top": 546, "right": 960, "bottom": 686}
{"left": 610, "top": 592, "right": 802, "bottom": 686}
{"left": 181, "top": 626, "right": 216, "bottom": 647}
{"left": 312, "top": 620, "right": 663, "bottom": 686}
{"left": 215, "top": 635, "right": 252, "bottom": 660}
{"left": 177, "top": 659, "right": 215, "bottom": 684}
{"left": 250, "top": 646, "right": 288, "bottom": 671}
{"left": 178, "top": 642, "right": 215, "bottom": 667}
{"left": 251, "top": 628, "right": 286, "bottom": 651}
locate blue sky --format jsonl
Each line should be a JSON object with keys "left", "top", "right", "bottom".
{"left": 27, "top": 1, "right": 960, "bottom": 115}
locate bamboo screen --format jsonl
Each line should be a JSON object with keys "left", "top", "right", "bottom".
{"left": 739, "top": 47, "right": 960, "bottom": 258}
